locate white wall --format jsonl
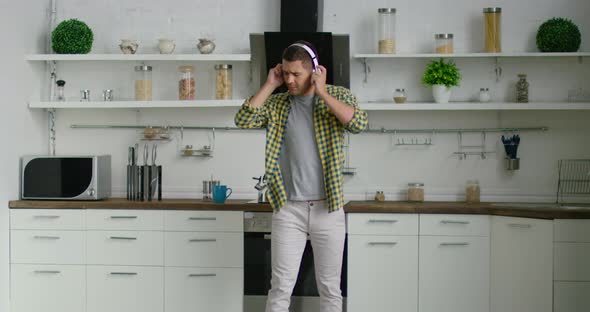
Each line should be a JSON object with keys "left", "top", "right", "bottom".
{"left": 0, "top": 0, "right": 49, "bottom": 310}
{"left": 2, "top": 0, "right": 590, "bottom": 307}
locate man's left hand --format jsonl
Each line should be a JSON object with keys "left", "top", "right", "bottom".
{"left": 312, "top": 65, "right": 327, "bottom": 98}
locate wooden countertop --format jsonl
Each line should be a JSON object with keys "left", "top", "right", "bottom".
{"left": 8, "top": 198, "right": 590, "bottom": 219}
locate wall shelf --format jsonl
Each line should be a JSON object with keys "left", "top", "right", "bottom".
{"left": 355, "top": 52, "right": 589, "bottom": 82}
{"left": 354, "top": 52, "right": 590, "bottom": 59}
{"left": 25, "top": 54, "right": 251, "bottom": 62}
{"left": 360, "top": 102, "right": 590, "bottom": 111}
{"left": 29, "top": 100, "right": 245, "bottom": 109}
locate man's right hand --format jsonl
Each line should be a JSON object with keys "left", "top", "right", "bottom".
{"left": 265, "top": 64, "right": 284, "bottom": 89}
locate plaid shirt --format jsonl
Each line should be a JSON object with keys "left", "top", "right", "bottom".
{"left": 235, "top": 85, "right": 368, "bottom": 212}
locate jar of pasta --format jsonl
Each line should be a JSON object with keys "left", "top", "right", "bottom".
{"left": 214, "top": 64, "right": 232, "bottom": 99}
{"left": 484, "top": 7, "right": 502, "bottom": 53}
{"left": 377, "top": 8, "right": 396, "bottom": 54}
{"left": 178, "top": 65, "right": 195, "bottom": 100}
{"left": 134, "top": 65, "right": 152, "bottom": 101}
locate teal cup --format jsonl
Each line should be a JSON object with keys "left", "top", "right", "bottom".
{"left": 212, "top": 185, "right": 232, "bottom": 203}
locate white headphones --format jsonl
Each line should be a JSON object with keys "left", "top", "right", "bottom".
{"left": 289, "top": 43, "right": 320, "bottom": 72}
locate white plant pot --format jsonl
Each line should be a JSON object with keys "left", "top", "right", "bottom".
{"left": 432, "top": 84, "right": 452, "bottom": 103}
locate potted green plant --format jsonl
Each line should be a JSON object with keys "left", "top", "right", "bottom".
{"left": 422, "top": 58, "right": 461, "bottom": 103}
{"left": 536, "top": 17, "right": 581, "bottom": 52}
{"left": 52, "top": 19, "right": 94, "bottom": 54}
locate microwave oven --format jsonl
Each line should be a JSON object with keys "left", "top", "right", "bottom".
{"left": 20, "top": 155, "right": 111, "bottom": 200}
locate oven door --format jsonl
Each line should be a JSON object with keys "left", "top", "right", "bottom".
{"left": 243, "top": 232, "right": 347, "bottom": 312}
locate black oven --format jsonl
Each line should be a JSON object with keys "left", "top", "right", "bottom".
{"left": 243, "top": 212, "right": 347, "bottom": 312}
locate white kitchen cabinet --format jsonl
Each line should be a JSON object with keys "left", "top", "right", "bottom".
{"left": 86, "top": 265, "right": 163, "bottom": 312}
{"left": 11, "top": 264, "right": 86, "bottom": 312}
{"left": 165, "top": 267, "right": 243, "bottom": 312}
{"left": 490, "top": 216, "right": 553, "bottom": 312}
{"left": 418, "top": 235, "right": 490, "bottom": 312}
{"left": 347, "top": 213, "right": 419, "bottom": 312}
{"left": 347, "top": 235, "right": 418, "bottom": 312}
{"left": 418, "top": 214, "right": 490, "bottom": 312}
{"left": 554, "top": 219, "right": 590, "bottom": 312}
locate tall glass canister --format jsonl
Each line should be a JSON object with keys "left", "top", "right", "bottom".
{"left": 378, "top": 8, "right": 396, "bottom": 54}
{"left": 484, "top": 7, "right": 502, "bottom": 53}
{"left": 134, "top": 65, "right": 153, "bottom": 101}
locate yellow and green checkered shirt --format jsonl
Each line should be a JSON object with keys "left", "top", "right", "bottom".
{"left": 235, "top": 85, "right": 368, "bottom": 212}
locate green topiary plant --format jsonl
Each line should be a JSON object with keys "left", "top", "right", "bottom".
{"left": 51, "top": 19, "right": 94, "bottom": 54}
{"left": 536, "top": 17, "right": 581, "bottom": 52}
{"left": 422, "top": 58, "right": 462, "bottom": 88}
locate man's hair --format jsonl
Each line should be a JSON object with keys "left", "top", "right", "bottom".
{"left": 282, "top": 40, "right": 317, "bottom": 69}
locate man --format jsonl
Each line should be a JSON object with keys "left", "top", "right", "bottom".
{"left": 235, "top": 41, "right": 368, "bottom": 312}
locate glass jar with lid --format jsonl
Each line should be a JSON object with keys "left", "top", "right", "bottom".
{"left": 516, "top": 74, "right": 529, "bottom": 103}
{"left": 56, "top": 80, "right": 66, "bottom": 101}
{"left": 377, "top": 8, "right": 396, "bottom": 54}
{"left": 393, "top": 88, "right": 407, "bottom": 103}
{"left": 484, "top": 7, "right": 502, "bottom": 52}
{"left": 134, "top": 65, "right": 153, "bottom": 101}
{"left": 407, "top": 182, "right": 424, "bottom": 202}
{"left": 178, "top": 66, "right": 196, "bottom": 100}
{"left": 465, "top": 180, "right": 480, "bottom": 203}
{"left": 214, "top": 64, "right": 233, "bottom": 99}
{"left": 435, "top": 33, "right": 454, "bottom": 54}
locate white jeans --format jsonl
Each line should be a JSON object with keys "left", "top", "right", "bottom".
{"left": 265, "top": 200, "right": 346, "bottom": 312}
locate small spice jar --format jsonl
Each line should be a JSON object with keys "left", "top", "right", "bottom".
{"left": 479, "top": 88, "right": 491, "bottom": 102}
{"left": 214, "top": 64, "right": 233, "bottom": 99}
{"left": 56, "top": 80, "right": 66, "bottom": 101}
{"left": 178, "top": 66, "right": 196, "bottom": 100}
{"left": 134, "top": 65, "right": 153, "bottom": 101}
{"left": 435, "top": 33, "right": 454, "bottom": 54}
{"left": 465, "top": 180, "right": 481, "bottom": 203}
{"left": 377, "top": 8, "right": 396, "bottom": 54}
{"left": 484, "top": 7, "right": 502, "bottom": 53}
{"left": 374, "top": 191, "right": 385, "bottom": 202}
{"left": 407, "top": 183, "right": 424, "bottom": 202}
{"left": 393, "top": 88, "right": 407, "bottom": 103}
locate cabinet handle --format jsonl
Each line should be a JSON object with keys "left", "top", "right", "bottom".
{"left": 368, "top": 219, "right": 398, "bottom": 223}
{"left": 109, "top": 236, "right": 137, "bottom": 240}
{"left": 440, "top": 242, "right": 470, "bottom": 246}
{"left": 110, "top": 272, "right": 138, "bottom": 276}
{"left": 189, "top": 239, "right": 217, "bottom": 242}
{"left": 34, "top": 270, "right": 61, "bottom": 274}
{"left": 188, "top": 217, "right": 217, "bottom": 221}
{"left": 440, "top": 220, "right": 470, "bottom": 225}
{"left": 33, "top": 236, "right": 60, "bottom": 240}
{"left": 508, "top": 223, "right": 532, "bottom": 228}
{"left": 110, "top": 216, "right": 138, "bottom": 219}
{"left": 368, "top": 242, "right": 398, "bottom": 246}
{"left": 188, "top": 273, "right": 217, "bottom": 277}
{"left": 33, "top": 215, "right": 60, "bottom": 219}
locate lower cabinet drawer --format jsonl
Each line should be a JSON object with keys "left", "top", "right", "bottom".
{"left": 10, "top": 230, "right": 85, "bottom": 264}
{"left": 11, "top": 264, "right": 86, "bottom": 312}
{"left": 554, "top": 281, "right": 590, "bottom": 312}
{"left": 86, "top": 265, "right": 163, "bottom": 312}
{"left": 165, "top": 232, "right": 243, "bottom": 268}
{"left": 87, "top": 230, "right": 163, "bottom": 265}
{"left": 165, "top": 267, "right": 243, "bottom": 312}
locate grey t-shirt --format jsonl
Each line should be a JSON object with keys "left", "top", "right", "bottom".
{"left": 279, "top": 94, "right": 326, "bottom": 201}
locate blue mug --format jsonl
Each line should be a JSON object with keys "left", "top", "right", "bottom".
{"left": 212, "top": 185, "right": 232, "bottom": 203}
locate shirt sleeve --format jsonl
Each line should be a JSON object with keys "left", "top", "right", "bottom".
{"left": 234, "top": 96, "right": 272, "bottom": 129}
{"left": 336, "top": 87, "right": 368, "bottom": 134}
